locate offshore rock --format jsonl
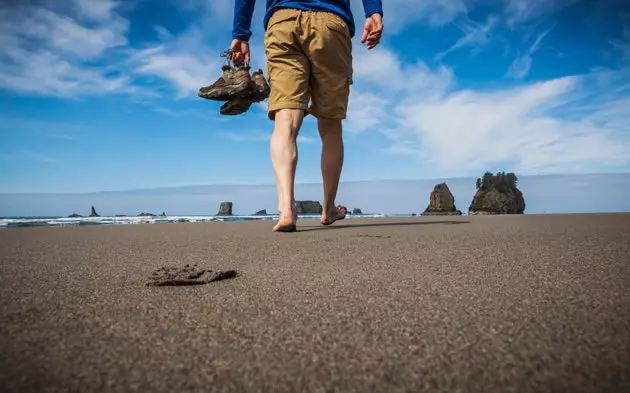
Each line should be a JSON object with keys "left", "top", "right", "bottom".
{"left": 217, "top": 202, "right": 233, "bottom": 216}
{"left": 421, "top": 183, "right": 462, "bottom": 216}
{"left": 89, "top": 206, "right": 100, "bottom": 217}
{"left": 296, "top": 200, "right": 323, "bottom": 215}
{"left": 469, "top": 171, "right": 525, "bottom": 215}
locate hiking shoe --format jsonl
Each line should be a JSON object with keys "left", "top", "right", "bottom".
{"left": 220, "top": 95, "right": 254, "bottom": 116}
{"left": 248, "top": 69, "right": 270, "bottom": 102}
{"left": 198, "top": 65, "right": 251, "bottom": 101}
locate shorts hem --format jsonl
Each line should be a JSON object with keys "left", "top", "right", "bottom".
{"left": 267, "top": 101, "right": 310, "bottom": 120}
{"left": 309, "top": 108, "right": 347, "bottom": 120}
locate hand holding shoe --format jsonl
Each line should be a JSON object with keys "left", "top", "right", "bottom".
{"left": 229, "top": 39, "right": 250, "bottom": 67}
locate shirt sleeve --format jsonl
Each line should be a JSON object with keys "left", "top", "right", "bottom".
{"left": 362, "top": 0, "right": 383, "bottom": 18}
{"left": 232, "top": 0, "right": 257, "bottom": 41}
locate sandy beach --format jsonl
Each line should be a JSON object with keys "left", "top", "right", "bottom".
{"left": 1, "top": 214, "right": 629, "bottom": 392}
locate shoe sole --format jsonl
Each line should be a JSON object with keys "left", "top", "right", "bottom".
{"left": 220, "top": 100, "right": 253, "bottom": 116}
{"left": 198, "top": 80, "right": 250, "bottom": 101}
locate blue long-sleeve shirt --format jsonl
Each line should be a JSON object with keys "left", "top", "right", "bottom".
{"left": 232, "top": 0, "right": 383, "bottom": 41}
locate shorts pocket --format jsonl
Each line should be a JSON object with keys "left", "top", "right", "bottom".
{"left": 266, "top": 9, "right": 298, "bottom": 31}
{"left": 324, "top": 12, "right": 350, "bottom": 37}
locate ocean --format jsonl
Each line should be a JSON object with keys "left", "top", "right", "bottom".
{"left": 0, "top": 213, "right": 390, "bottom": 228}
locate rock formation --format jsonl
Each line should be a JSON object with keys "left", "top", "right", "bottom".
{"left": 68, "top": 213, "right": 82, "bottom": 218}
{"left": 217, "top": 202, "right": 233, "bottom": 216}
{"left": 252, "top": 209, "right": 267, "bottom": 216}
{"left": 159, "top": 212, "right": 167, "bottom": 217}
{"left": 296, "top": 200, "right": 323, "bottom": 215}
{"left": 468, "top": 171, "right": 525, "bottom": 215}
{"left": 138, "top": 212, "right": 155, "bottom": 217}
{"left": 89, "top": 206, "right": 100, "bottom": 217}
{"left": 352, "top": 208, "right": 363, "bottom": 215}
{"left": 421, "top": 183, "right": 462, "bottom": 216}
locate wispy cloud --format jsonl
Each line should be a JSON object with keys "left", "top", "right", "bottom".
{"left": 506, "top": 24, "right": 554, "bottom": 79}
{"left": 500, "top": 0, "right": 579, "bottom": 27}
{"left": 22, "top": 151, "right": 58, "bottom": 164}
{"left": 435, "top": 15, "right": 499, "bottom": 60}
{"left": 610, "top": 27, "right": 630, "bottom": 62}
{"left": 374, "top": 0, "right": 469, "bottom": 31}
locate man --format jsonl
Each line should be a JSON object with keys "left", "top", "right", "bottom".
{"left": 228, "top": 0, "right": 384, "bottom": 232}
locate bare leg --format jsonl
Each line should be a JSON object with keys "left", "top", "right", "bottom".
{"left": 270, "top": 109, "right": 304, "bottom": 232}
{"left": 318, "top": 118, "right": 347, "bottom": 225}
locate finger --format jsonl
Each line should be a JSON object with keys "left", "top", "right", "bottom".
{"left": 361, "top": 28, "right": 369, "bottom": 43}
{"left": 232, "top": 53, "right": 243, "bottom": 66}
{"left": 245, "top": 52, "right": 251, "bottom": 66}
{"left": 368, "top": 35, "right": 381, "bottom": 44}
{"left": 367, "top": 34, "right": 381, "bottom": 42}
{"left": 369, "top": 30, "right": 382, "bottom": 39}
{"left": 368, "top": 34, "right": 381, "bottom": 43}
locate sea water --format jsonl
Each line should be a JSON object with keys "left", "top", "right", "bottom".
{"left": 0, "top": 213, "right": 389, "bottom": 228}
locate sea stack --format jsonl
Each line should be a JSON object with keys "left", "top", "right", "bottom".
{"left": 296, "top": 201, "right": 323, "bottom": 215}
{"left": 421, "top": 183, "right": 462, "bottom": 216}
{"left": 89, "top": 206, "right": 100, "bottom": 217}
{"left": 468, "top": 171, "right": 525, "bottom": 215}
{"left": 217, "top": 202, "right": 233, "bottom": 216}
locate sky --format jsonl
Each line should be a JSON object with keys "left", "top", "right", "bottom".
{"left": 1, "top": 0, "right": 629, "bottom": 201}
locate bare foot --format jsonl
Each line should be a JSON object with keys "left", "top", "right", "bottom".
{"left": 321, "top": 205, "right": 347, "bottom": 226}
{"left": 273, "top": 205, "right": 297, "bottom": 232}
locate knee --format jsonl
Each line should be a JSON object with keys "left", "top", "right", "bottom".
{"left": 275, "top": 109, "right": 305, "bottom": 136}
{"left": 317, "top": 118, "right": 342, "bottom": 139}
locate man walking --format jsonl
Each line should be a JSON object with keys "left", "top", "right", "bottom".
{"left": 228, "top": 0, "right": 384, "bottom": 232}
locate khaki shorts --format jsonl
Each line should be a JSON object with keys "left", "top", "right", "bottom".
{"left": 264, "top": 8, "right": 353, "bottom": 120}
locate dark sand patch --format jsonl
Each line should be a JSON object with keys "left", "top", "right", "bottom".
{"left": 146, "top": 264, "right": 237, "bottom": 286}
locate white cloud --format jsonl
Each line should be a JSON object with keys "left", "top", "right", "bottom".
{"left": 133, "top": 44, "right": 221, "bottom": 99}
{"left": 73, "top": 0, "right": 120, "bottom": 22}
{"left": 0, "top": 1, "right": 133, "bottom": 97}
{"left": 387, "top": 72, "right": 630, "bottom": 176}
{"left": 352, "top": 48, "right": 454, "bottom": 95}
{"left": 346, "top": 92, "right": 388, "bottom": 133}
{"left": 129, "top": 23, "right": 270, "bottom": 99}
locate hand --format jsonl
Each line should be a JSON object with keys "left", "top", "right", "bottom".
{"left": 228, "top": 39, "right": 250, "bottom": 67}
{"left": 361, "top": 13, "right": 383, "bottom": 50}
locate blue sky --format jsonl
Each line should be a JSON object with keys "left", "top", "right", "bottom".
{"left": 1, "top": 0, "right": 629, "bottom": 195}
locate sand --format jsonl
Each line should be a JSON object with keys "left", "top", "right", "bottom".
{"left": 1, "top": 214, "right": 629, "bottom": 393}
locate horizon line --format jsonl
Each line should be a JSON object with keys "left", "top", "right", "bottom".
{"left": 1, "top": 171, "right": 629, "bottom": 195}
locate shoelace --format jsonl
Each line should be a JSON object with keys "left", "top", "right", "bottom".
{"left": 220, "top": 49, "right": 235, "bottom": 67}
